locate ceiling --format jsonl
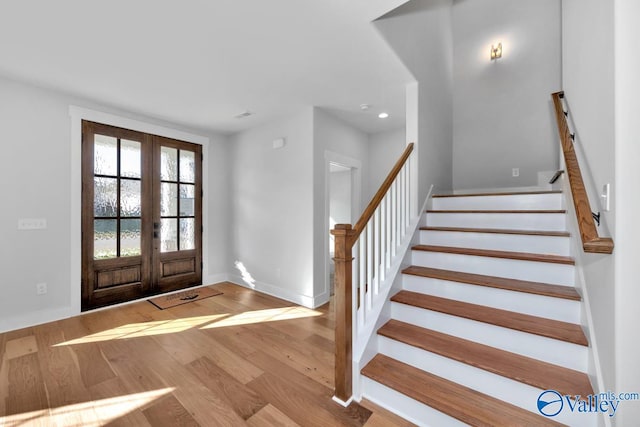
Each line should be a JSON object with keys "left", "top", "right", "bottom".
{"left": 0, "top": 0, "right": 413, "bottom": 135}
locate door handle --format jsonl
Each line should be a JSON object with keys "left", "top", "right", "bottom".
{"left": 153, "top": 231, "right": 159, "bottom": 238}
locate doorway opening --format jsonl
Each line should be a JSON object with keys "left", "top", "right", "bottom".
{"left": 327, "top": 161, "right": 357, "bottom": 297}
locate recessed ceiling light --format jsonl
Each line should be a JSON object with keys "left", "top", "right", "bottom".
{"left": 378, "top": 112, "right": 389, "bottom": 119}
{"left": 360, "top": 104, "right": 371, "bottom": 111}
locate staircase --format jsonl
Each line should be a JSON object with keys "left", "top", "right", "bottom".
{"left": 359, "top": 190, "right": 598, "bottom": 426}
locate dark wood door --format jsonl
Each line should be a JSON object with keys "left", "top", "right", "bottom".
{"left": 81, "top": 121, "right": 202, "bottom": 311}
{"left": 152, "top": 136, "right": 203, "bottom": 294}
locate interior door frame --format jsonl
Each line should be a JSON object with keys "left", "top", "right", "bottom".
{"left": 70, "top": 106, "right": 210, "bottom": 315}
{"left": 323, "top": 151, "right": 362, "bottom": 308}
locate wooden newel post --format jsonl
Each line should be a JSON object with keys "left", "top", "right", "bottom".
{"left": 331, "top": 223, "right": 357, "bottom": 405}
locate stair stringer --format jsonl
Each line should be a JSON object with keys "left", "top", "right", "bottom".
{"left": 352, "top": 190, "right": 432, "bottom": 401}
{"left": 559, "top": 175, "right": 611, "bottom": 427}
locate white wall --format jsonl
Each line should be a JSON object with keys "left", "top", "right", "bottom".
{"left": 313, "top": 108, "right": 369, "bottom": 305}
{"left": 375, "top": 0, "right": 454, "bottom": 202}
{"left": 562, "top": 0, "right": 616, "bottom": 398}
{"left": 228, "top": 108, "right": 315, "bottom": 307}
{"left": 367, "top": 127, "right": 406, "bottom": 201}
{"left": 0, "top": 75, "right": 230, "bottom": 333}
{"left": 614, "top": 0, "right": 640, "bottom": 424}
{"left": 452, "top": 0, "right": 561, "bottom": 190}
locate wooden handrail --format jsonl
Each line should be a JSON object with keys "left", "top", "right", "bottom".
{"left": 551, "top": 92, "right": 613, "bottom": 254}
{"left": 349, "top": 143, "right": 414, "bottom": 246}
{"left": 330, "top": 142, "right": 414, "bottom": 404}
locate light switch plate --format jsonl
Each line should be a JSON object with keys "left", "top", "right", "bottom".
{"left": 18, "top": 218, "right": 47, "bottom": 230}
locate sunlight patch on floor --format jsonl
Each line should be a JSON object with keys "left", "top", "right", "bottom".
{"left": 54, "top": 314, "right": 229, "bottom": 346}
{"left": 0, "top": 387, "right": 174, "bottom": 427}
{"left": 54, "top": 304, "right": 321, "bottom": 347}
{"left": 200, "top": 306, "right": 322, "bottom": 329}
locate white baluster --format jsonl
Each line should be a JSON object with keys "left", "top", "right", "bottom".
{"left": 405, "top": 163, "right": 410, "bottom": 227}
{"left": 401, "top": 165, "right": 406, "bottom": 237}
{"left": 366, "top": 221, "right": 373, "bottom": 312}
{"left": 396, "top": 179, "right": 401, "bottom": 248}
{"left": 386, "top": 191, "right": 391, "bottom": 270}
{"left": 391, "top": 182, "right": 397, "bottom": 257}
{"left": 380, "top": 197, "right": 386, "bottom": 283}
{"left": 358, "top": 234, "right": 365, "bottom": 325}
{"left": 374, "top": 207, "right": 380, "bottom": 295}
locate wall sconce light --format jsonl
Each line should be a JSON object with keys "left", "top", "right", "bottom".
{"left": 491, "top": 43, "right": 503, "bottom": 60}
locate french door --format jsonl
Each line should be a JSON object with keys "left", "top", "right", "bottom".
{"left": 81, "top": 121, "right": 202, "bottom": 311}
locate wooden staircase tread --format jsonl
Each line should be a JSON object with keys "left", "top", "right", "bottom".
{"left": 433, "top": 190, "right": 563, "bottom": 198}
{"left": 391, "top": 291, "right": 588, "bottom": 346}
{"left": 420, "top": 226, "right": 570, "bottom": 237}
{"left": 361, "top": 354, "right": 566, "bottom": 427}
{"left": 378, "top": 319, "right": 593, "bottom": 398}
{"left": 402, "top": 266, "right": 581, "bottom": 301}
{"left": 412, "top": 245, "right": 575, "bottom": 265}
{"left": 427, "top": 209, "right": 566, "bottom": 214}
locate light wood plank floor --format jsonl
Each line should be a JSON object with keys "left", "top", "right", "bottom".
{"left": 0, "top": 282, "right": 414, "bottom": 426}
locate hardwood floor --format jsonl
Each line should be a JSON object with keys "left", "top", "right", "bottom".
{"left": 0, "top": 282, "right": 413, "bottom": 426}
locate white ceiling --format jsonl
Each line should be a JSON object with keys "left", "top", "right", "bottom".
{"left": 0, "top": 0, "right": 413, "bottom": 135}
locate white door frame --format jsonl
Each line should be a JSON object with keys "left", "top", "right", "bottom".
{"left": 324, "top": 151, "right": 362, "bottom": 301}
{"left": 69, "top": 106, "right": 210, "bottom": 315}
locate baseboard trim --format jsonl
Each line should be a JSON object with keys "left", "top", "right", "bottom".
{"left": 227, "top": 274, "right": 323, "bottom": 309}
{"left": 0, "top": 306, "right": 74, "bottom": 334}
{"left": 0, "top": 273, "right": 232, "bottom": 334}
{"left": 332, "top": 395, "right": 354, "bottom": 407}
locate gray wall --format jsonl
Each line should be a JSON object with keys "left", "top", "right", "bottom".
{"left": 367, "top": 127, "right": 406, "bottom": 202}
{"left": 562, "top": 0, "right": 616, "bottom": 398}
{"left": 613, "top": 0, "right": 640, "bottom": 425}
{"left": 229, "top": 107, "right": 316, "bottom": 307}
{"left": 452, "top": 0, "right": 561, "bottom": 190}
{"left": 375, "top": 0, "right": 455, "bottom": 201}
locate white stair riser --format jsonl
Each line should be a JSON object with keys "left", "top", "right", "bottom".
{"left": 420, "top": 230, "right": 570, "bottom": 255}
{"left": 426, "top": 212, "right": 566, "bottom": 231}
{"left": 403, "top": 275, "right": 581, "bottom": 323}
{"left": 378, "top": 337, "right": 598, "bottom": 427}
{"left": 391, "top": 302, "right": 588, "bottom": 371}
{"left": 361, "top": 377, "right": 467, "bottom": 427}
{"left": 433, "top": 193, "right": 563, "bottom": 211}
{"left": 411, "top": 251, "right": 575, "bottom": 286}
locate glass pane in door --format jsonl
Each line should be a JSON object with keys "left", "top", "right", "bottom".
{"left": 120, "top": 140, "right": 141, "bottom": 178}
{"left": 161, "top": 218, "right": 178, "bottom": 252}
{"left": 180, "top": 218, "right": 195, "bottom": 250}
{"left": 94, "top": 135, "right": 117, "bottom": 176}
{"left": 161, "top": 183, "right": 178, "bottom": 217}
{"left": 94, "top": 219, "right": 117, "bottom": 259}
{"left": 161, "top": 147, "right": 178, "bottom": 181}
{"left": 180, "top": 151, "right": 195, "bottom": 183}
{"left": 94, "top": 177, "right": 117, "bottom": 217}
{"left": 121, "top": 219, "right": 142, "bottom": 257}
